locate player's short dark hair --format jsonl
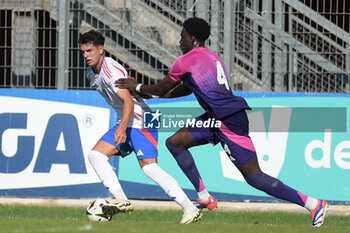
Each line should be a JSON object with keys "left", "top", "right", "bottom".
{"left": 183, "top": 17, "right": 210, "bottom": 42}
{"left": 78, "top": 30, "right": 105, "bottom": 46}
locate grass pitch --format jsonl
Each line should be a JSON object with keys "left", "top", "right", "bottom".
{"left": 0, "top": 204, "right": 349, "bottom": 233}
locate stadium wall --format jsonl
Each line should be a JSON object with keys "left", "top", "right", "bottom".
{"left": 0, "top": 89, "right": 349, "bottom": 204}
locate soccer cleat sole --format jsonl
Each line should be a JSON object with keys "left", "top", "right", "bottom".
{"left": 194, "top": 202, "right": 217, "bottom": 210}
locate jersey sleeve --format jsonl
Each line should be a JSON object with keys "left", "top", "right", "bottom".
{"left": 168, "top": 57, "right": 187, "bottom": 82}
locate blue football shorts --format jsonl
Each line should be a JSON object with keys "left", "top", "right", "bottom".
{"left": 188, "top": 110, "right": 257, "bottom": 167}
{"left": 100, "top": 124, "right": 158, "bottom": 160}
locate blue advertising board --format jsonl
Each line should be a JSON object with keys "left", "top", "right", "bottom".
{"left": 0, "top": 89, "right": 349, "bottom": 204}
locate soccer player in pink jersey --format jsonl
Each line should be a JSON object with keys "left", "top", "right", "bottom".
{"left": 79, "top": 30, "right": 202, "bottom": 224}
{"left": 116, "top": 18, "right": 328, "bottom": 227}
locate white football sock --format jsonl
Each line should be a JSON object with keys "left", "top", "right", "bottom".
{"left": 181, "top": 198, "right": 197, "bottom": 213}
{"left": 304, "top": 196, "right": 319, "bottom": 212}
{"left": 142, "top": 163, "right": 196, "bottom": 212}
{"left": 88, "top": 150, "right": 127, "bottom": 200}
{"left": 198, "top": 189, "right": 211, "bottom": 201}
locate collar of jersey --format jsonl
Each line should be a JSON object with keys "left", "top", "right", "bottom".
{"left": 99, "top": 56, "right": 106, "bottom": 73}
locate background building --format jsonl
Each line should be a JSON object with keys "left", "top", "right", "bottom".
{"left": 0, "top": 0, "right": 349, "bottom": 92}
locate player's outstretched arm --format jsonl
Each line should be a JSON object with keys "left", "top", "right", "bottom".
{"left": 134, "top": 92, "right": 153, "bottom": 99}
{"left": 162, "top": 84, "right": 192, "bottom": 98}
{"left": 114, "top": 89, "right": 134, "bottom": 146}
{"left": 115, "top": 75, "right": 179, "bottom": 97}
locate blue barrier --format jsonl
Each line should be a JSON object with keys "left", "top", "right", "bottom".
{"left": 1, "top": 89, "right": 349, "bottom": 204}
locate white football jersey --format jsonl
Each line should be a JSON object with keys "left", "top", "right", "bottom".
{"left": 86, "top": 56, "right": 151, "bottom": 128}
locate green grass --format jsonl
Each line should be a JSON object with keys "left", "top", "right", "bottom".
{"left": 0, "top": 204, "right": 349, "bottom": 233}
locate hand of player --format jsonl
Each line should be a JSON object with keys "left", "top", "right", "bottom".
{"left": 114, "top": 127, "right": 127, "bottom": 146}
{"left": 115, "top": 75, "right": 138, "bottom": 91}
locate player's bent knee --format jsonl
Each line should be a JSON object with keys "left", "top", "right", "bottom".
{"left": 166, "top": 134, "right": 185, "bottom": 147}
{"left": 244, "top": 170, "right": 280, "bottom": 193}
{"left": 141, "top": 163, "right": 160, "bottom": 178}
{"left": 88, "top": 150, "right": 108, "bottom": 165}
{"left": 87, "top": 150, "right": 95, "bottom": 164}
{"left": 138, "top": 158, "right": 157, "bottom": 168}
{"left": 166, "top": 138, "right": 182, "bottom": 153}
{"left": 165, "top": 138, "right": 173, "bottom": 149}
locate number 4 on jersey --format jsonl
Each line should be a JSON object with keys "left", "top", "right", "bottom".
{"left": 216, "top": 61, "right": 230, "bottom": 90}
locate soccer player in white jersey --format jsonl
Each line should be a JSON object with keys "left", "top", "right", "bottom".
{"left": 78, "top": 30, "right": 202, "bottom": 224}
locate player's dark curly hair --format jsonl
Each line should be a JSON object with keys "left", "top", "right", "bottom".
{"left": 78, "top": 30, "right": 105, "bottom": 46}
{"left": 183, "top": 17, "right": 210, "bottom": 42}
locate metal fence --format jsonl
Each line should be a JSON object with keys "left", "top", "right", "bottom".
{"left": 0, "top": 0, "right": 349, "bottom": 92}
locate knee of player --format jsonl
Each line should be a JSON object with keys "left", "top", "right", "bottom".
{"left": 244, "top": 170, "right": 280, "bottom": 190}
{"left": 165, "top": 138, "right": 179, "bottom": 152}
{"left": 88, "top": 150, "right": 108, "bottom": 164}
{"left": 87, "top": 150, "right": 94, "bottom": 164}
{"left": 141, "top": 163, "right": 158, "bottom": 176}
{"left": 243, "top": 171, "right": 262, "bottom": 186}
{"left": 165, "top": 138, "right": 172, "bottom": 149}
